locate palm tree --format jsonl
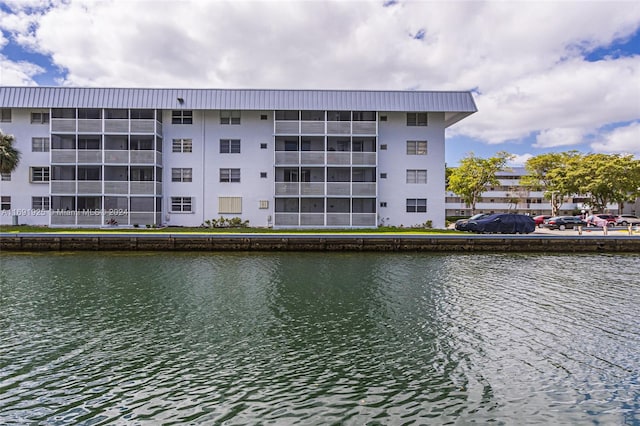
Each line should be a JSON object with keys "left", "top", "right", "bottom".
{"left": 0, "top": 130, "right": 21, "bottom": 174}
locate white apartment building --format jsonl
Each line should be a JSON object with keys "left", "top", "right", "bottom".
{"left": 0, "top": 87, "right": 476, "bottom": 229}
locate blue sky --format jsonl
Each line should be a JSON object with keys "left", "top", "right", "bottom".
{"left": 1, "top": 0, "right": 639, "bottom": 166}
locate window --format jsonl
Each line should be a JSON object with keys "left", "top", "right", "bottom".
{"left": 352, "top": 111, "right": 375, "bottom": 121}
{"left": 220, "top": 139, "right": 241, "bottom": 153}
{"left": 327, "top": 111, "right": 351, "bottom": 121}
{"left": 0, "top": 108, "right": 11, "bottom": 122}
{"left": 275, "top": 110, "right": 299, "bottom": 121}
{"left": 259, "top": 200, "right": 269, "bottom": 209}
{"left": 172, "top": 110, "right": 193, "bottom": 124}
{"left": 301, "top": 110, "right": 324, "bottom": 121}
{"left": 171, "top": 197, "right": 192, "bottom": 212}
{"left": 380, "top": 173, "right": 387, "bottom": 179}
{"left": 78, "top": 136, "right": 101, "bottom": 150}
{"left": 130, "top": 109, "right": 154, "bottom": 120}
{"left": 31, "top": 112, "right": 50, "bottom": 124}
{"left": 1, "top": 196, "right": 10, "bottom": 210}
{"left": 406, "top": 140, "right": 428, "bottom": 155}
{"left": 32, "top": 196, "right": 50, "bottom": 210}
{"left": 407, "top": 112, "right": 428, "bottom": 126}
{"left": 406, "top": 198, "right": 427, "bottom": 213}
{"left": 172, "top": 138, "right": 192, "bottom": 153}
{"left": 105, "top": 109, "right": 128, "bottom": 119}
{"left": 380, "top": 202, "right": 387, "bottom": 208}
{"left": 78, "top": 109, "right": 101, "bottom": 119}
{"left": 406, "top": 169, "right": 427, "bottom": 184}
{"left": 51, "top": 109, "right": 76, "bottom": 119}
{"left": 260, "top": 172, "right": 267, "bottom": 178}
{"left": 32, "top": 137, "right": 50, "bottom": 152}
{"left": 260, "top": 143, "right": 268, "bottom": 149}
{"left": 379, "top": 115, "right": 388, "bottom": 122}
{"left": 172, "top": 168, "right": 193, "bottom": 182}
{"left": 220, "top": 168, "right": 241, "bottom": 183}
{"left": 218, "top": 197, "right": 242, "bottom": 214}
{"left": 220, "top": 110, "right": 241, "bottom": 124}
{"left": 1, "top": 172, "right": 10, "bottom": 181}
{"left": 380, "top": 144, "right": 387, "bottom": 150}
{"left": 30, "top": 167, "right": 50, "bottom": 183}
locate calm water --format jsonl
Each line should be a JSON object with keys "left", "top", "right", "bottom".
{"left": 0, "top": 252, "right": 639, "bottom": 425}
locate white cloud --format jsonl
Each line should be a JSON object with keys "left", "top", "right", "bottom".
{"left": 0, "top": 54, "right": 43, "bottom": 85}
{"left": 534, "top": 127, "right": 588, "bottom": 149}
{"left": 508, "top": 153, "right": 534, "bottom": 167}
{"left": 591, "top": 121, "right": 640, "bottom": 155}
{"left": 1, "top": 0, "right": 639, "bottom": 154}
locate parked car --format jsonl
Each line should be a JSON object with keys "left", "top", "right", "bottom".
{"left": 616, "top": 214, "right": 640, "bottom": 226}
{"left": 464, "top": 213, "right": 535, "bottom": 234}
{"left": 533, "top": 215, "right": 552, "bottom": 228}
{"left": 455, "top": 213, "right": 490, "bottom": 231}
{"left": 543, "top": 216, "right": 586, "bottom": 230}
{"left": 595, "top": 214, "right": 617, "bottom": 227}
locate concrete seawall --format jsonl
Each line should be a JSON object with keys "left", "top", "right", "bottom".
{"left": 2, "top": 233, "right": 640, "bottom": 253}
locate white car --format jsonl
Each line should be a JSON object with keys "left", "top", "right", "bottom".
{"left": 616, "top": 215, "right": 640, "bottom": 226}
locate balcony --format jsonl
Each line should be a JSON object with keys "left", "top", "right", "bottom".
{"left": 326, "top": 213, "right": 350, "bottom": 226}
{"left": 77, "top": 181, "right": 102, "bottom": 194}
{"left": 326, "top": 152, "right": 350, "bottom": 165}
{"left": 274, "top": 213, "right": 299, "bottom": 226}
{"left": 275, "top": 152, "right": 300, "bottom": 165}
{"left": 300, "top": 122, "right": 324, "bottom": 134}
{"left": 77, "top": 119, "right": 102, "bottom": 132}
{"left": 51, "top": 150, "right": 76, "bottom": 163}
{"left": 51, "top": 119, "right": 76, "bottom": 132}
{"left": 326, "top": 183, "right": 350, "bottom": 196}
{"left": 275, "top": 183, "right": 299, "bottom": 196}
{"left": 130, "top": 151, "right": 155, "bottom": 164}
{"left": 130, "top": 182, "right": 155, "bottom": 194}
{"left": 50, "top": 180, "right": 76, "bottom": 194}
{"left": 77, "top": 150, "right": 102, "bottom": 163}
{"left": 104, "top": 150, "right": 129, "bottom": 163}
{"left": 104, "top": 119, "right": 129, "bottom": 133}
{"left": 352, "top": 183, "right": 376, "bottom": 196}
{"left": 130, "top": 120, "right": 155, "bottom": 133}
{"left": 104, "top": 181, "right": 128, "bottom": 194}
{"left": 300, "top": 152, "right": 324, "bottom": 164}
{"left": 351, "top": 152, "right": 376, "bottom": 166}
{"left": 300, "top": 213, "right": 324, "bottom": 226}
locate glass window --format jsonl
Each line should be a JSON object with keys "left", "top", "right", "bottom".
{"left": 220, "top": 139, "right": 241, "bottom": 153}
{"left": 32, "top": 137, "right": 50, "bottom": 152}
{"left": 32, "top": 196, "right": 50, "bottom": 210}
{"left": 1, "top": 172, "right": 11, "bottom": 181}
{"left": 407, "top": 112, "right": 428, "bottom": 126}
{"left": 171, "top": 110, "right": 193, "bottom": 124}
{"left": 406, "top": 198, "right": 427, "bottom": 212}
{"left": 171, "top": 197, "right": 192, "bottom": 212}
{"left": 172, "top": 138, "right": 192, "bottom": 153}
{"left": 220, "top": 110, "right": 241, "bottom": 124}
{"left": 171, "top": 168, "right": 193, "bottom": 182}
{"left": 406, "top": 140, "right": 428, "bottom": 155}
{"left": 406, "top": 169, "right": 427, "bottom": 184}
{"left": 0, "top": 109, "right": 11, "bottom": 122}
{"left": 220, "top": 168, "right": 241, "bottom": 183}
{"left": 1, "top": 196, "right": 11, "bottom": 210}
{"left": 30, "top": 112, "right": 50, "bottom": 124}
{"left": 30, "top": 167, "right": 50, "bottom": 182}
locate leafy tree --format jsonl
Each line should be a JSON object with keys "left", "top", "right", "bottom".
{"left": 569, "top": 153, "right": 640, "bottom": 212}
{"left": 521, "top": 151, "right": 581, "bottom": 216}
{"left": 0, "top": 130, "right": 21, "bottom": 174}
{"left": 447, "top": 151, "right": 514, "bottom": 214}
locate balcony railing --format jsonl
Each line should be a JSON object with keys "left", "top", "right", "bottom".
{"left": 50, "top": 180, "right": 76, "bottom": 193}
{"left": 51, "top": 150, "right": 76, "bottom": 163}
{"left": 77, "top": 181, "right": 102, "bottom": 194}
{"left": 77, "top": 150, "right": 102, "bottom": 163}
{"left": 130, "top": 182, "right": 156, "bottom": 194}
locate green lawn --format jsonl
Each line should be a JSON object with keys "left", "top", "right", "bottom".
{"left": 0, "top": 225, "right": 461, "bottom": 235}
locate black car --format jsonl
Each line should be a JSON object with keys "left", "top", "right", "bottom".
{"left": 455, "top": 213, "right": 490, "bottom": 231}
{"left": 464, "top": 213, "right": 536, "bottom": 234}
{"left": 543, "top": 216, "right": 586, "bottom": 230}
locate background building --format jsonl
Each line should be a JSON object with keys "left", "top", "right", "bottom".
{"left": 0, "top": 87, "right": 476, "bottom": 228}
{"left": 445, "top": 167, "right": 628, "bottom": 217}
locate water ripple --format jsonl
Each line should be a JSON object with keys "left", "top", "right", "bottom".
{"left": 0, "top": 252, "right": 639, "bottom": 424}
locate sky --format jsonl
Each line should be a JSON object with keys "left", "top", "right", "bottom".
{"left": 0, "top": 0, "right": 639, "bottom": 166}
